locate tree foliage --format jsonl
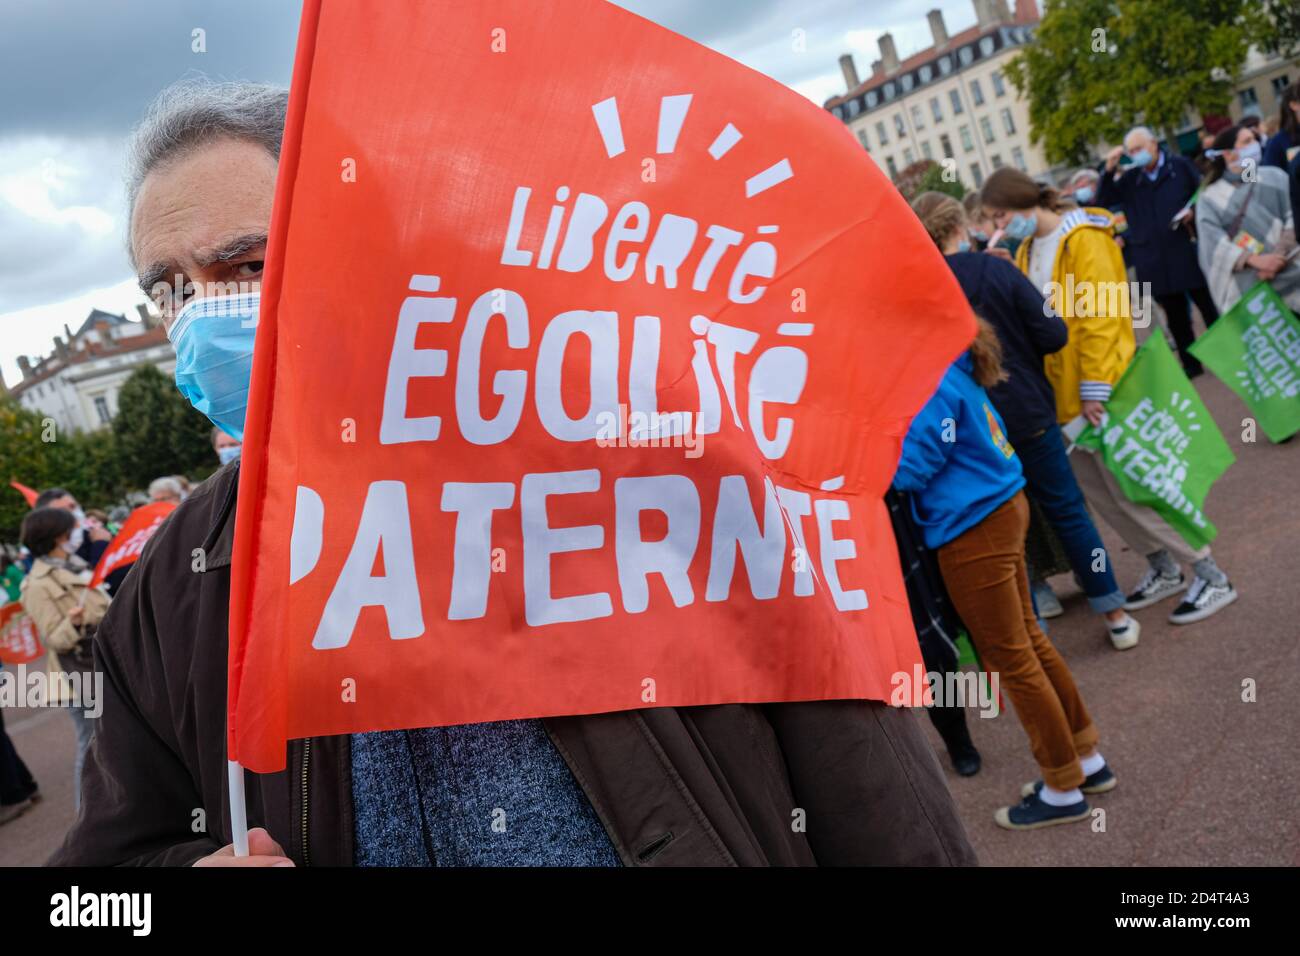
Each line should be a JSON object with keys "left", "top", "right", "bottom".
{"left": 112, "top": 364, "right": 215, "bottom": 489}
{"left": 1003, "top": 0, "right": 1271, "bottom": 165}
{"left": 895, "top": 159, "right": 969, "bottom": 203}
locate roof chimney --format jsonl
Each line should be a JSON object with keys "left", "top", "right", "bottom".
{"left": 877, "top": 33, "right": 899, "bottom": 74}
{"left": 927, "top": 9, "right": 949, "bottom": 48}
{"left": 18, "top": 356, "right": 32, "bottom": 379}
{"left": 839, "top": 53, "right": 861, "bottom": 92}
{"left": 53, "top": 336, "right": 68, "bottom": 359}
{"left": 136, "top": 302, "right": 158, "bottom": 328}
{"left": 870, "top": 59, "right": 884, "bottom": 77}
{"left": 1014, "top": 0, "right": 1039, "bottom": 22}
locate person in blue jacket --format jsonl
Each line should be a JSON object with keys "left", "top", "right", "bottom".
{"left": 894, "top": 321, "right": 1117, "bottom": 831}
{"left": 911, "top": 192, "right": 1140, "bottom": 651}
{"left": 1263, "top": 83, "right": 1300, "bottom": 171}
{"left": 1097, "top": 126, "right": 1220, "bottom": 377}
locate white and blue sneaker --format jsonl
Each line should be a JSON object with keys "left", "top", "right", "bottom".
{"left": 995, "top": 791, "right": 1090, "bottom": 831}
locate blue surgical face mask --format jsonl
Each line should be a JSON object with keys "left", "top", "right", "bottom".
{"left": 956, "top": 239, "right": 972, "bottom": 253}
{"left": 1004, "top": 212, "right": 1038, "bottom": 240}
{"left": 968, "top": 228, "right": 989, "bottom": 243}
{"left": 167, "top": 292, "right": 260, "bottom": 442}
{"left": 1127, "top": 149, "right": 1153, "bottom": 168}
{"left": 1231, "top": 141, "right": 1262, "bottom": 170}
{"left": 1074, "top": 186, "right": 1096, "bottom": 204}
{"left": 217, "top": 444, "right": 243, "bottom": 465}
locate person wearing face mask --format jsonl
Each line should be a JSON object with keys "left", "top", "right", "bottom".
{"left": 32, "top": 488, "right": 111, "bottom": 569}
{"left": 1097, "top": 127, "right": 1220, "bottom": 378}
{"left": 212, "top": 427, "right": 242, "bottom": 466}
{"left": 982, "top": 166, "right": 1240, "bottom": 628}
{"left": 1196, "top": 123, "right": 1300, "bottom": 313}
{"left": 911, "top": 192, "right": 1140, "bottom": 650}
{"left": 1263, "top": 83, "right": 1300, "bottom": 172}
{"left": 18, "top": 507, "right": 111, "bottom": 810}
{"left": 50, "top": 78, "right": 978, "bottom": 869}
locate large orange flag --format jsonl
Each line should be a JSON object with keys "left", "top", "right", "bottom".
{"left": 229, "top": 0, "right": 976, "bottom": 772}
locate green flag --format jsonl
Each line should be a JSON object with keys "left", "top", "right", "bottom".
{"left": 1188, "top": 281, "right": 1300, "bottom": 443}
{"left": 1077, "top": 334, "right": 1236, "bottom": 551}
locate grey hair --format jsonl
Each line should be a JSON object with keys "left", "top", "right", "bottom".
{"left": 148, "top": 476, "right": 184, "bottom": 500}
{"left": 124, "top": 78, "right": 289, "bottom": 247}
{"left": 1069, "top": 168, "right": 1100, "bottom": 185}
{"left": 1124, "top": 125, "right": 1157, "bottom": 146}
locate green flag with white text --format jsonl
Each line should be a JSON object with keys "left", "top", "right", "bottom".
{"left": 1077, "top": 334, "right": 1236, "bottom": 551}
{"left": 1188, "top": 281, "right": 1300, "bottom": 443}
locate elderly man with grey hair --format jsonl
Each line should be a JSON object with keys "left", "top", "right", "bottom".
{"left": 1097, "top": 125, "right": 1220, "bottom": 377}
{"left": 49, "top": 78, "right": 977, "bottom": 868}
{"left": 147, "top": 476, "right": 185, "bottom": 505}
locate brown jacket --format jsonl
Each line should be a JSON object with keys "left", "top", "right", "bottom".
{"left": 21, "top": 557, "right": 111, "bottom": 708}
{"left": 49, "top": 463, "right": 976, "bottom": 867}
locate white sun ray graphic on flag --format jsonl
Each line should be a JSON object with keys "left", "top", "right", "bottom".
{"left": 590, "top": 94, "right": 793, "bottom": 199}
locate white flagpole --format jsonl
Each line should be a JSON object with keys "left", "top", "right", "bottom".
{"left": 228, "top": 759, "right": 250, "bottom": 857}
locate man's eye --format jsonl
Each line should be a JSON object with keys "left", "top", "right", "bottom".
{"left": 234, "top": 260, "right": 264, "bottom": 278}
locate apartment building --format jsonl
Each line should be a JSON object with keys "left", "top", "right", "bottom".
{"left": 825, "top": 0, "right": 1048, "bottom": 188}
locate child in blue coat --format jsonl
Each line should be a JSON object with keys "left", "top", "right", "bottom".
{"left": 894, "top": 320, "right": 1117, "bottom": 830}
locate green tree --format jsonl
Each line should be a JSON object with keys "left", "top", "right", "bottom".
{"left": 112, "top": 365, "right": 215, "bottom": 488}
{"left": 1003, "top": 0, "right": 1268, "bottom": 165}
{"left": 895, "top": 159, "right": 967, "bottom": 203}
{"left": 0, "top": 399, "right": 58, "bottom": 542}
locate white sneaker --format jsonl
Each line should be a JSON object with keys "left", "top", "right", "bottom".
{"left": 1123, "top": 567, "right": 1185, "bottom": 610}
{"left": 1168, "top": 578, "right": 1238, "bottom": 625}
{"left": 1107, "top": 613, "right": 1141, "bottom": 650}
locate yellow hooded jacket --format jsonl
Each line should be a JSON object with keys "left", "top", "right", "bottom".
{"left": 1013, "top": 207, "right": 1136, "bottom": 424}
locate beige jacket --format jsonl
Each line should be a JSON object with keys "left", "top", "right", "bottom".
{"left": 19, "top": 558, "right": 110, "bottom": 654}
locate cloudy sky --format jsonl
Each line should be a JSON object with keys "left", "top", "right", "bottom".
{"left": 0, "top": 0, "right": 1001, "bottom": 386}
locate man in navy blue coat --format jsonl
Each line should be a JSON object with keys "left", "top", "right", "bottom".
{"left": 1097, "top": 126, "right": 1219, "bottom": 377}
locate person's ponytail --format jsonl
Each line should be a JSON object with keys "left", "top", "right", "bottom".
{"left": 968, "top": 317, "right": 1008, "bottom": 388}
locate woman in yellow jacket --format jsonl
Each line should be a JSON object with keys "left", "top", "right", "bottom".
{"left": 19, "top": 506, "right": 111, "bottom": 809}
{"left": 980, "top": 168, "right": 1237, "bottom": 626}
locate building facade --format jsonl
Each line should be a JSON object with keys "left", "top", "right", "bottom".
{"left": 825, "top": 0, "right": 1047, "bottom": 189}
{"left": 5, "top": 305, "right": 174, "bottom": 435}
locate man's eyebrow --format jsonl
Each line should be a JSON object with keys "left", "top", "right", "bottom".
{"left": 195, "top": 233, "right": 269, "bottom": 269}
{"left": 138, "top": 262, "right": 173, "bottom": 295}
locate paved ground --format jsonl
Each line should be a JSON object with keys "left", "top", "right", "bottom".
{"left": 1, "top": 344, "right": 1296, "bottom": 867}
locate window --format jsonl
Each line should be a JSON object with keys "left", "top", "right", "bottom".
{"left": 959, "top": 46, "right": 973, "bottom": 66}
{"left": 960, "top": 124, "right": 975, "bottom": 151}
{"left": 911, "top": 104, "right": 925, "bottom": 130}
{"left": 930, "top": 97, "right": 943, "bottom": 123}
{"left": 991, "top": 153, "right": 1004, "bottom": 169}
{"left": 94, "top": 396, "right": 111, "bottom": 425}
{"left": 970, "top": 79, "right": 985, "bottom": 106}
{"left": 846, "top": 99, "right": 861, "bottom": 117}
{"left": 971, "top": 163, "right": 984, "bottom": 187}
{"left": 901, "top": 73, "right": 914, "bottom": 92}
{"left": 979, "top": 36, "right": 995, "bottom": 57}
{"left": 876, "top": 120, "right": 889, "bottom": 145}
{"left": 1012, "top": 146, "right": 1026, "bottom": 170}
{"left": 992, "top": 70, "right": 1006, "bottom": 97}
{"left": 940, "top": 133, "right": 954, "bottom": 159}
{"left": 886, "top": 156, "right": 899, "bottom": 178}
{"left": 832, "top": 105, "right": 844, "bottom": 121}
{"left": 903, "top": 147, "right": 915, "bottom": 165}
{"left": 1239, "top": 87, "right": 1260, "bottom": 109}
{"left": 1001, "top": 108, "right": 1016, "bottom": 135}
{"left": 867, "top": 90, "right": 878, "bottom": 108}
{"left": 894, "top": 113, "right": 906, "bottom": 136}
{"left": 949, "top": 89, "right": 964, "bottom": 115}
{"left": 921, "top": 140, "right": 933, "bottom": 160}
{"left": 883, "top": 81, "right": 896, "bottom": 99}
{"left": 938, "top": 56, "right": 952, "bottom": 75}
{"left": 857, "top": 128, "right": 870, "bottom": 149}
{"left": 980, "top": 116, "right": 996, "bottom": 143}
{"left": 1272, "top": 75, "right": 1291, "bottom": 95}
{"left": 919, "top": 64, "right": 933, "bottom": 83}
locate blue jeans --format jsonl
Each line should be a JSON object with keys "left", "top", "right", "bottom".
{"left": 1016, "top": 425, "right": 1126, "bottom": 613}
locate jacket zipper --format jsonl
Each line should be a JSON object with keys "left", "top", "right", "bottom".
{"left": 300, "top": 737, "right": 312, "bottom": 867}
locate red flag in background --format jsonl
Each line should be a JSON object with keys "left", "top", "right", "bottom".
{"left": 9, "top": 481, "right": 39, "bottom": 508}
{"left": 227, "top": 0, "right": 976, "bottom": 772}
{"left": 0, "top": 602, "right": 44, "bottom": 666}
{"left": 89, "top": 501, "right": 177, "bottom": 589}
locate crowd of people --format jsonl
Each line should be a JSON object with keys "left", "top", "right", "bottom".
{"left": 0, "top": 429, "right": 241, "bottom": 825}
{"left": 898, "top": 93, "right": 1299, "bottom": 830}
{"left": 2, "top": 73, "right": 1296, "bottom": 864}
